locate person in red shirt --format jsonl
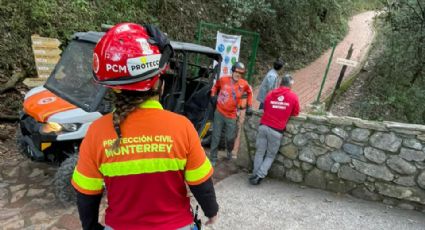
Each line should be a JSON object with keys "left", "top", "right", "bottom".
{"left": 71, "top": 23, "right": 218, "bottom": 230}
{"left": 249, "top": 74, "right": 300, "bottom": 185}
{"left": 209, "top": 62, "right": 253, "bottom": 166}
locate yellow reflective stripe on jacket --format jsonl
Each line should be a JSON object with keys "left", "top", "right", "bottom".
{"left": 72, "top": 169, "right": 104, "bottom": 191}
{"left": 185, "top": 159, "right": 213, "bottom": 183}
{"left": 99, "top": 158, "right": 187, "bottom": 177}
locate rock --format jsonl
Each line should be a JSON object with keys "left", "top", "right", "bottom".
{"left": 268, "top": 164, "right": 286, "bottom": 179}
{"left": 351, "top": 186, "right": 382, "bottom": 201}
{"left": 305, "top": 169, "right": 326, "bottom": 189}
{"left": 29, "top": 168, "right": 45, "bottom": 178}
{"left": 306, "top": 114, "right": 328, "bottom": 124}
{"left": 325, "top": 135, "right": 343, "bottom": 149}
{"left": 285, "top": 168, "right": 303, "bottom": 183}
{"left": 27, "top": 188, "right": 46, "bottom": 197}
{"left": 328, "top": 116, "right": 357, "bottom": 126}
{"left": 354, "top": 119, "right": 388, "bottom": 131}
{"left": 293, "top": 134, "right": 309, "bottom": 146}
{"left": 301, "top": 162, "right": 313, "bottom": 171}
{"left": 331, "top": 127, "right": 348, "bottom": 139}
{"left": 326, "top": 180, "right": 356, "bottom": 193}
{"left": 375, "top": 182, "right": 413, "bottom": 199}
{"left": 330, "top": 150, "right": 352, "bottom": 163}
{"left": 402, "top": 139, "right": 423, "bottom": 150}
{"left": 299, "top": 147, "right": 316, "bottom": 164}
{"left": 285, "top": 123, "right": 300, "bottom": 134}
{"left": 338, "top": 165, "right": 366, "bottom": 183}
{"left": 417, "top": 134, "right": 425, "bottom": 142}
{"left": 343, "top": 143, "right": 364, "bottom": 160}
{"left": 10, "top": 184, "right": 26, "bottom": 193}
{"left": 394, "top": 176, "right": 416, "bottom": 187}
{"left": 30, "top": 211, "right": 50, "bottom": 224}
{"left": 280, "top": 137, "right": 292, "bottom": 146}
{"left": 331, "top": 163, "right": 340, "bottom": 173}
{"left": 283, "top": 159, "right": 293, "bottom": 168}
{"left": 317, "top": 125, "right": 330, "bottom": 134}
{"left": 397, "top": 203, "right": 415, "bottom": 210}
{"left": 386, "top": 156, "right": 416, "bottom": 175}
{"left": 293, "top": 160, "right": 301, "bottom": 167}
{"left": 11, "top": 189, "right": 27, "bottom": 203}
{"left": 364, "top": 147, "right": 387, "bottom": 164}
{"left": 0, "top": 188, "right": 8, "bottom": 200}
{"left": 2, "top": 215, "right": 24, "bottom": 229}
{"left": 351, "top": 128, "right": 370, "bottom": 142}
{"left": 369, "top": 132, "right": 402, "bottom": 152}
{"left": 275, "top": 154, "right": 285, "bottom": 164}
{"left": 3, "top": 166, "right": 19, "bottom": 178}
{"left": 400, "top": 148, "right": 425, "bottom": 162}
{"left": 418, "top": 171, "right": 425, "bottom": 189}
{"left": 316, "top": 155, "right": 334, "bottom": 172}
{"left": 279, "top": 144, "right": 298, "bottom": 160}
{"left": 305, "top": 132, "right": 319, "bottom": 140}
{"left": 405, "top": 187, "right": 425, "bottom": 205}
{"left": 303, "top": 123, "right": 317, "bottom": 130}
{"left": 352, "top": 159, "right": 394, "bottom": 181}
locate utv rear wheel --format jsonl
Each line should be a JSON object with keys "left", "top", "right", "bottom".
{"left": 54, "top": 153, "right": 78, "bottom": 206}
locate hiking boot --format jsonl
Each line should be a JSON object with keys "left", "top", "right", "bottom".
{"left": 249, "top": 175, "right": 262, "bottom": 185}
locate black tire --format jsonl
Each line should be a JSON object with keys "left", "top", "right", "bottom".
{"left": 15, "top": 128, "right": 30, "bottom": 159}
{"left": 54, "top": 153, "right": 78, "bottom": 206}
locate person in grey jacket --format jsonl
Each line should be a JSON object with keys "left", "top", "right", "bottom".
{"left": 256, "top": 58, "right": 285, "bottom": 109}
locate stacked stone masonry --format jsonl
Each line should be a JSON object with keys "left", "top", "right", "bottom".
{"left": 238, "top": 112, "right": 425, "bottom": 211}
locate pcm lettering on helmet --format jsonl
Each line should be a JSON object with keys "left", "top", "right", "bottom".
{"left": 127, "top": 54, "right": 161, "bottom": 76}
{"left": 135, "top": 38, "right": 153, "bottom": 55}
{"left": 93, "top": 53, "right": 100, "bottom": 73}
{"left": 106, "top": 64, "right": 127, "bottom": 73}
{"left": 38, "top": 97, "right": 57, "bottom": 105}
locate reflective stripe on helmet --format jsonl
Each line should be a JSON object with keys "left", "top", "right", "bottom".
{"left": 72, "top": 169, "right": 104, "bottom": 191}
{"left": 185, "top": 158, "right": 213, "bottom": 184}
{"left": 99, "top": 158, "right": 187, "bottom": 177}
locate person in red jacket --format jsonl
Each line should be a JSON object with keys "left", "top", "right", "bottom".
{"left": 210, "top": 62, "right": 253, "bottom": 166}
{"left": 71, "top": 23, "right": 218, "bottom": 230}
{"left": 249, "top": 74, "right": 300, "bottom": 185}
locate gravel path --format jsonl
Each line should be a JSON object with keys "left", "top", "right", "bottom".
{"left": 203, "top": 173, "right": 425, "bottom": 230}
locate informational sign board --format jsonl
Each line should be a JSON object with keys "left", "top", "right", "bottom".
{"left": 31, "top": 35, "right": 62, "bottom": 78}
{"left": 336, "top": 58, "right": 358, "bottom": 67}
{"left": 215, "top": 32, "right": 241, "bottom": 77}
{"left": 24, "top": 35, "right": 62, "bottom": 88}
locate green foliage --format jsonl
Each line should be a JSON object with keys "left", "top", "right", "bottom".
{"left": 0, "top": 0, "right": 381, "bottom": 81}
{"left": 354, "top": 0, "right": 425, "bottom": 124}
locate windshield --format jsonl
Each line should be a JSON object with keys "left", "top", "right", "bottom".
{"left": 44, "top": 40, "right": 106, "bottom": 112}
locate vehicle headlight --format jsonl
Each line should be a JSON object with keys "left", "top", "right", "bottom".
{"left": 40, "top": 122, "right": 81, "bottom": 134}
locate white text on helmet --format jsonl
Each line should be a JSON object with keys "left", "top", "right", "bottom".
{"left": 106, "top": 64, "right": 127, "bottom": 73}
{"left": 136, "top": 38, "right": 153, "bottom": 55}
{"left": 127, "top": 54, "right": 162, "bottom": 77}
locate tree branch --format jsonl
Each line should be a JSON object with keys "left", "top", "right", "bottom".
{"left": 0, "top": 71, "right": 26, "bottom": 94}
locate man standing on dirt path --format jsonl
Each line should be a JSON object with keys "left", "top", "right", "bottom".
{"left": 209, "top": 62, "right": 253, "bottom": 166}
{"left": 250, "top": 74, "right": 299, "bottom": 185}
{"left": 256, "top": 58, "right": 285, "bottom": 110}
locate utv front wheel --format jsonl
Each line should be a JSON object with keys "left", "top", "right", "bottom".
{"left": 54, "top": 153, "right": 78, "bottom": 206}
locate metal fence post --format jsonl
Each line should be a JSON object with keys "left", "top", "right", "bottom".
{"left": 316, "top": 43, "right": 337, "bottom": 104}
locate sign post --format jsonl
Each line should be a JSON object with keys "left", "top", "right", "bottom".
{"left": 23, "top": 35, "right": 62, "bottom": 88}
{"left": 326, "top": 44, "right": 355, "bottom": 111}
{"left": 315, "top": 43, "right": 337, "bottom": 104}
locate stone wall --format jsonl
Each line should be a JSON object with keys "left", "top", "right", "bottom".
{"left": 237, "top": 112, "right": 425, "bottom": 211}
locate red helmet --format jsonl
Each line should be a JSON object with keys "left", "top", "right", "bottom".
{"left": 92, "top": 23, "right": 171, "bottom": 91}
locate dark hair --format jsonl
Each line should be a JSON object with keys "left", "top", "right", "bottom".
{"left": 110, "top": 88, "right": 159, "bottom": 151}
{"left": 273, "top": 58, "right": 284, "bottom": 71}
